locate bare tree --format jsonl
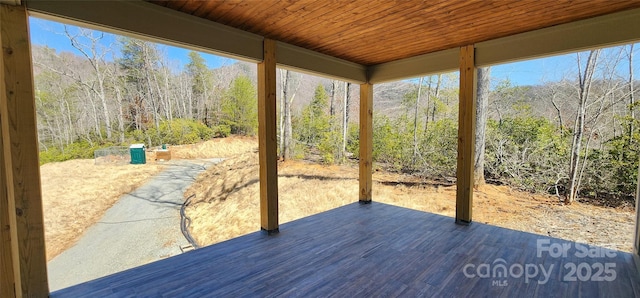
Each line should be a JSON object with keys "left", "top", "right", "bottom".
{"left": 567, "top": 50, "right": 600, "bottom": 203}
{"left": 475, "top": 67, "right": 491, "bottom": 185}
{"left": 63, "top": 26, "right": 115, "bottom": 139}
{"left": 330, "top": 80, "right": 337, "bottom": 116}
{"left": 280, "top": 69, "right": 300, "bottom": 160}
{"left": 549, "top": 85, "right": 566, "bottom": 133}
{"left": 412, "top": 76, "right": 424, "bottom": 164}
{"left": 628, "top": 44, "right": 635, "bottom": 141}
{"left": 342, "top": 82, "right": 351, "bottom": 158}
{"left": 425, "top": 74, "right": 442, "bottom": 132}
{"left": 279, "top": 69, "right": 286, "bottom": 155}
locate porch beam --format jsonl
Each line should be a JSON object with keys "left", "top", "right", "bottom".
{"left": 455, "top": 45, "right": 477, "bottom": 225}
{"left": 0, "top": 4, "right": 49, "bottom": 296}
{"left": 475, "top": 7, "right": 640, "bottom": 67}
{"left": 368, "top": 7, "right": 640, "bottom": 84}
{"left": 368, "top": 49, "right": 458, "bottom": 84}
{"left": 27, "top": 0, "right": 262, "bottom": 62}
{"left": 276, "top": 42, "right": 367, "bottom": 84}
{"left": 258, "top": 38, "right": 279, "bottom": 233}
{"left": 359, "top": 83, "right": 373, "bottom": 203}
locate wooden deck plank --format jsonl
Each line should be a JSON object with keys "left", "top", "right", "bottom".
{"left": 50, "top": 203, "right": 640, "bottom": 297}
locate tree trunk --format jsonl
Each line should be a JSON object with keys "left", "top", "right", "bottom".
{"left": 425, "top": 74, "right": 442, "bottom": 135}
{"left": 567, "top": 50, "right": 600, "bottom": 203}
{"left": 629, "top": 44, "right": 635, "bottom": 142}
{"left": 550, "top": 90, "right": 564, "bottom": 134}
{"left": 64, "top": 98, "right": 73, "bottom": 144}
{"left": 424, "top": 76, "right": 432, "bottom": 131}
{"left": 187, "top": 87, "right": 193, "bottom": 120}
{"left": 201, "top": 79, "right": 209, "bottom": 122}
{"left": 345, "top": 82, "right": 352, "bottom": 126}
{"left": 85, "top": 89, "right": 102, "bottom": 140}
{"left": 96, "top": 66, "right": 112, "bottom": 139}
{"left": 413, "top": 77, "right": 424, "bottom": 164}
{"left": 115, "top": 85, "right": 126, "bottom": 143}
{"left": 342, "top": 82, "right": 351, "bottom": 158}
{"left": 283, "top": 70, "right": 294, "bottom": 160}
{"left": 279, "top": 69, "right": 286, "bottom": 156}
{"left": 330, "top": 81, "right": 336, "bottom": 116}
{"left": 474, "top": 67, "right": 491, "bottom": 186}
{"left": 431, "top": 74, "right": 442, "bottom": 122}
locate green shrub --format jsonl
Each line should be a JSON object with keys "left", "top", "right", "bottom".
{"left": 39, "top": 140, "right": 111, "bottom": 165}
{"left": 418, "top": 118, "right": 458, "bottom": 177}
{"left": 147, "top": 119, "right": 214, "bottom": 146}
{"left": 221, "top": 75, "right": 258, "bottom": 135}
{"left": 212, "top": 124, "right": 231, "bottom": 138}
{"left": 485, "top": 116, "right": 568, "bottom": 192}
{"left": 318, "top": 118, "right": 343, "bottom": 164}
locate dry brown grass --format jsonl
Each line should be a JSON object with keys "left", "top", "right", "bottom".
{"left": 41, "top": 159, "right": 165, "bottom": 260}
{"left": 185, "top": 153, "right": 361, "bottom": 245}
{"left": 186, "top": 148, "right": 636, "bottom": 253}
{"left": 168, "top": 135, "right": 258, "bottom": 159}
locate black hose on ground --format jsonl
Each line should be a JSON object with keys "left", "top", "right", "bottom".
{"left": 180, "top": 194, "right": 200, "bottom": 249}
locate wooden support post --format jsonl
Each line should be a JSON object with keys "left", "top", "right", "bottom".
{"left": 258, "top": 38, "right": 279, "bottom": 233}
{"left": 456, "top": 45, "right": 477, "bottom": 225}
{"left": 359, "top": 83, "right": 373, "bottom": 203}
{"left": 0, "top": 4, "right": 49, "bottom": 296}
{"left": 1, "top": 136, "right": 15, "bottom": 298}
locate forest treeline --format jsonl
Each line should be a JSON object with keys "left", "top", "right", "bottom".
{"left": 34, "top": 29, "right": 257, "bottom": 163}
{"left": 32, "top": 27, "right": 639, "bottom": 203}
{"left": 365, "top": 47, "right": 640, "bottom": 204}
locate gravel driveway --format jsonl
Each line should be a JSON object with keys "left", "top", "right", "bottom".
{"left": 47, "top": 159, "right": 222, "bottom": 292}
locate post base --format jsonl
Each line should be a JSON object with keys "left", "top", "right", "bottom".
{"left": 455, "top": 219, "right": 472, "bottom": 226}
{"left": 261, "top": 228, "right": 280, "bottom": 235}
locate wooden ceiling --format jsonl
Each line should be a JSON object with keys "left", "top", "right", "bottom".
{"left": 147, "top": 0, "right": 640, "bottom": 66}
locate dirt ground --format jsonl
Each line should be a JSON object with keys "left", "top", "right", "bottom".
{"left": 41, "top": 136, "right": 257, "bottom": 261}
{"left": 185, "top": 149, "right": 636, "bottom": 253}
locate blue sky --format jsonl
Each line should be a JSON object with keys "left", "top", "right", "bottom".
{"left": 29, "top": 16, "right": 637, "bottom": 87}
{"left": 29, "top": 17, "right": 236, "bottom": 71}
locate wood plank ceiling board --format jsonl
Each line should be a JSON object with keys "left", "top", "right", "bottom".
{"left": 147, "top": 0, "right": 640, "bottom": 66}
{"left": 176, "top": 1, "right": 207, "bottom": 15}
{"left": 191, "top": 2, "right": 226, "bottom": 19}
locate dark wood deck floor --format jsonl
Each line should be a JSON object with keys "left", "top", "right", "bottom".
{"left": 52, "top": 202, "right": 640, "bottom": 297}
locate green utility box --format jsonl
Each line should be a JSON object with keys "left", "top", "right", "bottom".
{"left": 129, "top": 144, "right": 146, "bottom": 164}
